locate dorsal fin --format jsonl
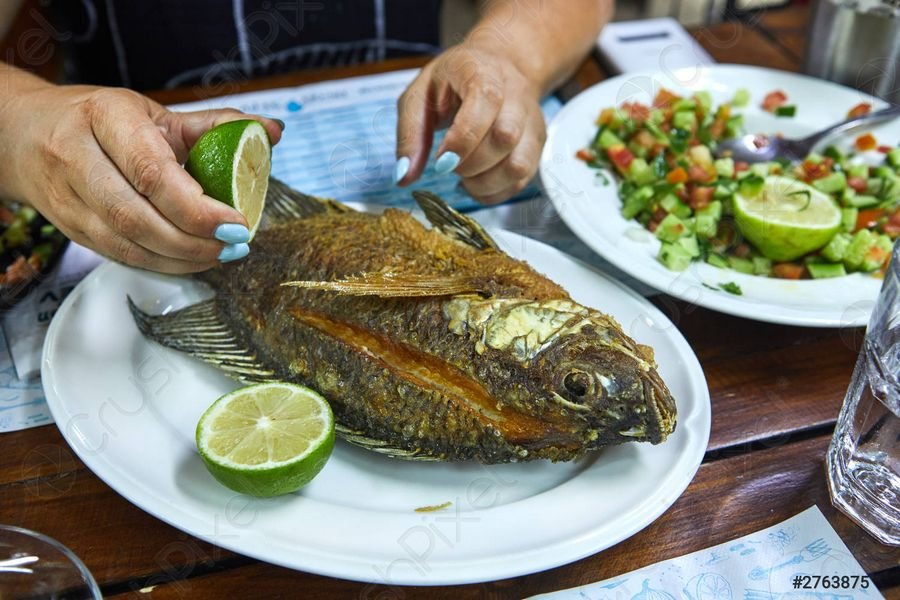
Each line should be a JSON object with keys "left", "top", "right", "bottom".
{"left": 412, "top": 191, "right": 499, "bottom": 251}
{"left": 264, "top": 177, "right": 351, "bottom": 225}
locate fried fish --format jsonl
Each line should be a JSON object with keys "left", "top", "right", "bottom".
{"left": 129, "top": 179, "right": 676, "bottom": 463}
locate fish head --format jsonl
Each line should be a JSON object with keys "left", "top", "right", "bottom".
{"left": 445, "top": 296, "right": 676, "bottom": 449}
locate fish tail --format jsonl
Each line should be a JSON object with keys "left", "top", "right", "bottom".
{"left": 127, "top": 296, "right": 276, "bottom": 382}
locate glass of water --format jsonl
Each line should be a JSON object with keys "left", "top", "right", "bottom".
{"left": 826, "top": 239, "right": 900, "bottom": 546}
{"left": 0, "top": 525, "right": 101, "bottom": 599}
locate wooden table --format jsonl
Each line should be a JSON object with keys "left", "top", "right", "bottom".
{"left": 3, "top": 4, "right": 899, "bottom": 598}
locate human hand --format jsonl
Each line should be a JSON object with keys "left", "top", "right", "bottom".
{"left": 394, "top": 43, "right": 546, "bottom": 205}
{"left": 0, "top": 84, "right": 283, "bottom": 273}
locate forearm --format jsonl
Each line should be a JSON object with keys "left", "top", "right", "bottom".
{"left": 466, "top": 0, "right": 612, "bottom": 95}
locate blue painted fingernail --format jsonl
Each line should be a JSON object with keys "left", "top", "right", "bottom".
{"left": 273, "top": 118, "right": 286, "bottom": 130}
{"left": 394, "top": 156, "right": 410, "bottom": 184}
{"left": 219, "top": 243, "right": 250, "bottom": 263}
{"left": 434, "top": 151, "right": 460, "bottom": 174}
{"left": 214, "top": 223, "right": 250, "bottom": 244}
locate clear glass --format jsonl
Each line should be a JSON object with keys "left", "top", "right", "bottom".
{"left": 826, "top": 240, "right": 900, "bottom": 546}
{"left": 0, "top": 525, "right": 101, "bottom": 599}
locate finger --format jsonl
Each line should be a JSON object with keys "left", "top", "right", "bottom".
{"left": 159, "top": 107, "right": 284, "bottom": 162}
{"left": 454, "top": 101, "right": 527, "bottom": 178}
{"left": 395, "top": 73, "right": 438, "bottom": 185}
{"left": 70, "top": 141, "right": 229, "bottom": 263}
{"left": 434, "top": 74, "right": 504, "bottom": 171}
{"left": 87, "top": 90, "right": 248, "bottom": 238}
{"left": 460, "top": 121, "right": 543, "bottom": 204}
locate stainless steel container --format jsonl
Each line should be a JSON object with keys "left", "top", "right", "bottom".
{"left": 805, "top": 0, "right": 900, "bottom": 104}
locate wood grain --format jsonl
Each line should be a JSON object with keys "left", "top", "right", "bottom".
{"left": 690, "top": 23, "right": 800, "bottom": 72}
{"left": 102, "top": 435, "right": 900, "bottom": 599}
{"left": 0, "top": 424, "right": 83, "bottom": 486}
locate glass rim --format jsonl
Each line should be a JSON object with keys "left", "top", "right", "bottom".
{"left": 0, "top": 524, "right": 102, "bottom": 598}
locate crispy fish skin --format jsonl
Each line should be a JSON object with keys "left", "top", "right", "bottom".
{"left": 173, "top": 196, "right": 677, "bottom": 463}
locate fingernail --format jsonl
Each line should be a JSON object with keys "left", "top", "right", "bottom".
{"left": 273, "top": 118, "right": 286, "bottom": 130}
{"left": 219, "top": 243, "right": 250, "bottom": 263}
{"left": 434, "top": 151, "right": 460, "bottom": 174}
{"left": 214, "top": 223, "right": 250, "bottom": 244}
{"left": 394, "top": 156, "right": 410, "bottom": 184}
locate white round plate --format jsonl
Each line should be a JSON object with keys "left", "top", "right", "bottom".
{"left": 540, "top": 64, "right": 898, "bottom": 327}
{"left": 42, "top": 229, "right": 710, "bottom": 586}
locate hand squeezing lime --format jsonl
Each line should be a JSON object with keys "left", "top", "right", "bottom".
{"left": 185, "top": 119, "right": 272, "bottom": 240}
{"left": 196, "top": 383, "right": 335, "bottom": 497}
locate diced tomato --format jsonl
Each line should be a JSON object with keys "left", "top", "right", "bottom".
{"left": 846, "top": 103, "right": 871, "bottom": 119}
{"left": 666, "top": 167, "right": 688, "bottom": 184}
{"left": 884, "top": 209, "right": 900, "bottom": 238}
{"left": 652, "top": 207, "right": 668, "bottom": 223}
{"left": 621, "top": 101, "right": 650, "bottom": 123}
{"left": 652, "top": 88, "right": 680, "bottom": 109}
{"left": 734, "top": 161, "right": 749, "bottom": 173}
{"left": 761, "top": 90, "right": 788, "bottom": 112}
{"left": 772, "top": 263, "right": 806, "bottom": 280}
{"left": 596, "top": 107, "right": 616, "bottom": 126}
{"left": 688, "top": 164, "right": 714, "bottom": 183}
{"left": 733, "top": 244, "right": 752, "bottom": 259}
{"left": 688, "top": 185, "right": 714, "bottom": 210}
{"left": 802, "top": 157, "right": 834, "bottom": 180}
{"left": 847, "top": 176, "right": 868, "bottom": 194}
{"left": 576, "top": 148, "right": 595, "bottom": 163}
{"left": 633, "top": 130, "right": 656, "bottom": 150}
{"left": 0, "top": 206, "right": 14, "bottom": 225}
{"left": 878, "top": 145, "right": 893, "bottom": 154}
{"left": 606, "top": 145, "right": 634, "bottom": 172}
{"left": 648, "top": 220, "right": 660, "bottom": 233}
{"left": 866, "top": 244, "right": 890, "bottom": 269}
{"left": 855, "top": 133, "right": 877, "bottom": 151}
{"left": 4, "top": 256, "right": 37, "bottom": 286}
{"left": 855, "top": 208, "right": 886, "bottom": 231}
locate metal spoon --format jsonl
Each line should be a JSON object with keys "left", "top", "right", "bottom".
{"left": 715, "top": 104, "right": 900, "bottom": 163}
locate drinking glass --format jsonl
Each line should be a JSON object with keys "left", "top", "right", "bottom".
{"left": 826, "top": 239, "right": 900, "bottom": 546}
{"left": 0, "top": 525, "right": 101, "bottom": 599}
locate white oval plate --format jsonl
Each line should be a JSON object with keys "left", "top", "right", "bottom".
{"left": 540, "top": 64, "right": 898, "bottom": 327}
{"left": 42, "top": 229, "right": 710, "bottom": 586}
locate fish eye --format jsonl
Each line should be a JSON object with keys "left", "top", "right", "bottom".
{"left": 563, "top": 370, "right": 591, "bottom": 399}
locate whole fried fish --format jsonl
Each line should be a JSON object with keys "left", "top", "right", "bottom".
{"left": 129, "top": 179, "right": 676, "bottom": 463}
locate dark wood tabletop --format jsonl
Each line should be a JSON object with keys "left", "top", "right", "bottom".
{"left": 2, "top": 3, "right": 899, "bottom": 598}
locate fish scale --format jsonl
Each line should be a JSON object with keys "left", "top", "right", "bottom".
{"left": 129, "top": 179, "right": 676, "bottom": 463}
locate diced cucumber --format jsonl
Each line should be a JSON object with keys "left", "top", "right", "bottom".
{"left": 677, "top": 235, "right": 701, "bottom": 258}
{"left": 727, "top": 256, "right": 754, "bottom": 274}
{"left": 693, "top": 91, "right": 712, "bottom": 114}
{"left": 714, "top": 158, "right": 734, "bottom": 179}
{"left": 823, "top": 145, "right": 844, "bottom": 164}
{"left": 843, "top": 194, "right": 880, "bottom": 208}
{"left": 655, "top": 214, "right": 691, "bottom": 242}
{"left": 807, "top": 262, "right": 847, "bottom": 279}
{"left": 673, "top": 110, "right": 697, "bottom": 131}
{"left": 725, "top": 115, "right": 744, "bottom": 138}
{"left": 821, "top": 232, "right": 852, "bottom": 262}
{"left": 872, "top": 166, "right": 894, "bottom": 179}
{"left": 843, "top": 229, "right": 876, "bottom": 271}
{"left": 628, "top": 140, "right": 649, "bottom": 159}
{"left": 738, "top": 174, "right": 765, "bottom": 197}
{"left": 621, "top": 193, "right": 649, "bottom": 220}
{"left": 749, "top": 163, "right": 770, "bottom": 179}
{"left": 672, "top": 98, "right": 697, "bottom": 113}
{"left": 861, "top": 235, "right": 894, "bottom": 271}
{"left": 714, "top": 180, "right": 737, "bottom": 199}
{"left": 659, "top": 194, "right": 691, "bottom": 219}
{"left": 847, "top": 163, "right": 869, "bottom": 180}
{"left": 805, "top": 152, "right": 824, "bottom": 165}
{"left": 697, "top": 200, "right": 723, "bottom": 220}
{"left": 658, "top": 242, "right": 693, "bottom": 271}
{"left": 695, "top": 212, "right": 717, "bottom": 238}
{"left": 887, "top": 148, "right": 900, "bottom": 170}
{"left": 598, "top": 128, "right": 624, "bottom": 150}
{"left": 840, "top": 208, "right": 858, "bottom": 233}
{"left": 731, "top": 88, "right": 750, "bottom": 107}
{"left": 706, "top": 253, "right": 729, "bottom": 269}
{"left": 752, "top": 256, "right": 772, "bottom": 276}
{"left": 647, "top": 109, "right": 665, "bottom": 125}
{"left": 626, "top": 158, "right": 656, "bottom": 185}
{"left": 811, "top": 172, "right": 847, "bottom": 194}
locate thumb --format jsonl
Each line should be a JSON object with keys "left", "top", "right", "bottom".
{"left": 395, "top": 75, "right": 436, "bottom": 186}
{"left": 160, "top": 107, "right": 284, "bottom": 162}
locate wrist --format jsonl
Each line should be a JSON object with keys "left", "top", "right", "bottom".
{"left": 457, "top": 36, "right": 545, "bottom": 101}
{"left": 0, "top": 66, "right": 54, "bottom": 201}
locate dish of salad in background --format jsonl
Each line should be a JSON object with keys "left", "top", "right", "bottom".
{"left": 539, "top": 65, "right": 899, "bottom": 327}
{"left": 0, "top": 203, "right": 68, "bottom": 309}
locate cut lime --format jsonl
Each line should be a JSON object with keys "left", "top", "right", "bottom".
{"left": 196, "top": 382, "right": 334, "bottom": 497}
{"left": 734, "top": 175, "right": 841, "bottom": 262}
{"left": 185, "top": 119, "right": 271, "bottom": 239}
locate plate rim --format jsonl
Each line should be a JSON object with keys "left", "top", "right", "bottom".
{"left": 540, "top": 63, "right": 890, "bottom": 328}
{"left": 41, "top": 229, "right": 711, "bottom": 585}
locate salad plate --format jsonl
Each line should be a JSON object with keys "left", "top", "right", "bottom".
{"left": 540, "top": 65, "right": 898, "bottom": 327}
{"left": 42, "top": 228, "right": 710, "bottom": 585}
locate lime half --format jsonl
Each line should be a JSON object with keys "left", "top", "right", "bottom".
{"left": 196, "top": 382, "right": 334, "bottom": 497}
{"left": 734, "top": 175, "right": 841, "bottom": 262}
{"left": 185, "top": 119, "right": 271, "bottom": 239}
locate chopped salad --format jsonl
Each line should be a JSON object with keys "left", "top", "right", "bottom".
{"left": 0, "top": 204, "right": 67, "bottom": 306}
{"left": 577, "top": 89, "right": 899, "bottom": 279}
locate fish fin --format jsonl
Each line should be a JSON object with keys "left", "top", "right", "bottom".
{"left": 335, "top": 424, "right": 444, "bottom": 461}
{"left": 127, "top": 296, "right": 277, "bottom": 383}
{"left": 265, "top": 177, "right": 351, "bottom": 224}
{"left": 412, "top": 190, "right": 499, "bottom": 251}
{"left": 282, "top": 269, "right": 486, "bottom": 297}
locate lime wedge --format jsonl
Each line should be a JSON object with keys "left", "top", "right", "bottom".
{"left": 196, "top": 382, "right": 334, "bottom": 497}
{"left": 734, "top": 175, "right": 841, "bottom": 262}
{"left": 185, "top": 119, "right": 271, "bottom": 239}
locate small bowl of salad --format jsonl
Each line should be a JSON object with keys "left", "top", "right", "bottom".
{"left": 0, "top": 203, "right": 68, "bottom": 309}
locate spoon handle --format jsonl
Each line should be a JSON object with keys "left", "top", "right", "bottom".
{"left": 801, "top": 105, "right": 900, "bottom": 148}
